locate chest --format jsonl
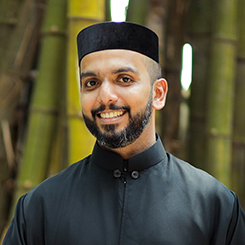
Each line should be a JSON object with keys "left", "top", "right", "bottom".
{"left": 42, "top": 172, "right": 212, "bottom": 245}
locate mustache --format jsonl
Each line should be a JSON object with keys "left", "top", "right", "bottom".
{"left": 91, "top": 104, "right": 130, "bottom": 118}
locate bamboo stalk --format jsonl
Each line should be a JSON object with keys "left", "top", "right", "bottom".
{"left": 0, "top": 0, "right": 44, "bottom": 123}
{"left": 105, "top": 0, "right": 111, "bottom": 21}
{"left": 0, "top": 0, "right": 45, "bottom": 233}
{"left": 159, "top": 0, "right": 186, "bottom": 155}
{"left": 232, "top": 0, "right": 245, "bottom": 207}
{"left": 48, "top": 63, "right": 68, "bottom": 176}
{"left": 66, "top": 0, "right": 105, "bottom": 164}
{"left": 0, "top": 131, "right": 10, "bottom": 239}
{"left": 187, "top": 0, "right": 211, "bottom": 169}
{"left": 146, "top": 0, "right": 169, "bottom": 141}
{"left": 206, "top": 0, "right": 237, "bottom": 187}
{"left": 0, "top": 0, "right": 23, "bottom": 71}
{"left": 126, "top": 0, "right": 149, "bottom": 25}
{"left": 12, "top": 0, "right": 67, "bottom": 207}
{"left": 1, "top": 120, "right": 15, "bottom": 170}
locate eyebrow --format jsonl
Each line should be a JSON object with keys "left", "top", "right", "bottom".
{"left": 112, "top": 67, "right": 140, "bottom": 75}
{"left": 80, "top": 66, "right": 140, "bottom": 80}
{"left": 80, "top": 72, "right": 97, "bottom": 80}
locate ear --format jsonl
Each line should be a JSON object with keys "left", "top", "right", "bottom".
{"left": 152, "top": 78, "right": 168, "bottom": 110}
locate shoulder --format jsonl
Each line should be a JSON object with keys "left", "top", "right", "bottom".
{"left": 166, "top": 153, "right": 235, "bottom": 204}
{"left": 23, "top": 155, "right": 91, "bottom": 205}
{"left": 166, "top": 153, "right": 244, "bottom": 234}
{"left": 167, "top": 152, "right": 226, "bottom": 186}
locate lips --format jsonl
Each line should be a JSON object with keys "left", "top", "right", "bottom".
{"left": 99, "top": 110, "right": 125, "bottom": 119}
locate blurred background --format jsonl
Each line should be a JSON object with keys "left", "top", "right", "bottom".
{"left": 0, "top": 0, "right": 245, "bottom": 239}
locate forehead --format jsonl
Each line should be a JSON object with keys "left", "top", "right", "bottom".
{"left": 80, "top": 49, "right": 148, "bottom": 73}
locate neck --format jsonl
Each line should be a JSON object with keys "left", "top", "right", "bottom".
{"left": 113, "top": 135, "right": 156, "bottom": 160}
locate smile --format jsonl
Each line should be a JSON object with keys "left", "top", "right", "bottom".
{"left": 99, "top": 111, "right": 124, "bottom": 119}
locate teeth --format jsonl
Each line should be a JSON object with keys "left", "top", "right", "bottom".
{"left": 100, "top": 111, "right": 123, "bottom": 119}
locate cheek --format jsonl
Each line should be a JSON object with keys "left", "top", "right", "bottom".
{"left": 80, "top": 94, "right": 93, "bottom": 115}
{"left": 124, "top": 86, "right": 151, "bottom": 108}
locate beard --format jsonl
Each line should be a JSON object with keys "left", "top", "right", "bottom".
{"left": 82, "top": 91, "right": 153, "bottom": 149}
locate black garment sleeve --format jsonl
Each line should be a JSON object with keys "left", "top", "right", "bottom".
{"left": 3, "top": 195, "right": 27, "bottom": 245}
{"left": 227, "top": 192, "right": 245, "bottom": 244}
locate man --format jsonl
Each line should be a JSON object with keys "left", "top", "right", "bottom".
{"left": 3, "top": 22, "right": 245, "bottom": 244}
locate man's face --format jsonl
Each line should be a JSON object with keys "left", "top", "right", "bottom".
{"left": 80, "top": 50, "right": 154, "bottom": 149}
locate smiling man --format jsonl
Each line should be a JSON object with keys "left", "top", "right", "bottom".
{"left": 80, "top": 48, "right": 165, "bottom": 157}
{"left": 3, "top": 22, "right": 245, "bottom": 245}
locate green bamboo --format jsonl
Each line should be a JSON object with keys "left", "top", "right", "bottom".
{"left": 12, "top": 0, "right": 67, "bottom": 205}
{"left": 206, "top": 0, "right": 237, "bottom": 187}
{"left": 232, "top": 0, "right": 245, "bottom": 207}
{"left": 142, "top": 0, "right": 168, "bottom": 141}
{"left": 0, "top": 0, "right": 22, "bottom": 235}
{"left": 0, "top": 0, "right": 45, "bottom": 233}
{"left": 0, "top": 0, "right": 44, "bottom": 124}
{"left": 0, "top": 0, "right": 23, "bottom": 71}
{"left": 66, "top": 0, "right": 104, "bottom": 165}
{"left": 187, "top": 0, "right": 211, "bottom": 169}
{"left": 105, "top": 0, "right": 111, "bottom": 21}
{"left": 159, "top": 0, "right": 186, "bottom": 155}
{"left": 0, "top": 132, "right": 9, "bottom": 236}
{"left": 48, "top": 66, "right": 68, "bottom": 177}
{"left": 126, "top": 0, "right": 149, "bottom": 25}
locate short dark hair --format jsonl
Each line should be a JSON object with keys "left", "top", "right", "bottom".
{"left": 143, "top": 57, "right": 162, "bottom": 84}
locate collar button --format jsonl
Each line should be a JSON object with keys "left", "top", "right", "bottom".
{"left": 131, "top": 170, "right": 139, "bottom": 179}
{"left": 113, "top": 169, "right": 121, "bottom": 178}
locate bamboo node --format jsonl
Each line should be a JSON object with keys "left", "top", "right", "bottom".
{"left": 237, "top": 56, "right": 245, "bottom": 63}
{"left": 24, "top": 180, "right": 32, "bottom": 189}
{"left": 50, "top": 25, "right": 59, "bottom": 33}
{"left": 212, "top": 35, "right": 237, "bottom": 45}
{"left": 0, "top": 18, "right": 18, "bottom": 26}
{"left": 67, "top": 112, "right": 83, "bottom": 119}
{"left": 67, "top": 16, "right": 104, "bottom": 22}
{"left": 210, "top": 128, "right": 218, "bottom": 136}
{"left": 29, "top": 106, "right": 59, "bottom": 115}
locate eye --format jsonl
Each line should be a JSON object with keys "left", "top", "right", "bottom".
{"left": 85, "top": 80, "right": 99, "bottom": 88}
{"left": 118, "top": 76, "right": 133, "bottom": 84}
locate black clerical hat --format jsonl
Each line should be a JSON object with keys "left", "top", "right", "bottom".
{"left": 77, "top": 22, "right": 159, "bottom": 64}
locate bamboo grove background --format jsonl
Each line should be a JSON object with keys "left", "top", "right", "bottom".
{"left": 0, "top": 0, "right": 245, "bottom": 239}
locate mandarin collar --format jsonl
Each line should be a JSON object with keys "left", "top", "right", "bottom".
{"left": 91, "top": 134, "right": 166, "bottom": 173}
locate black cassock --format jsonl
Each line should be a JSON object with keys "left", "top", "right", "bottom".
{"left": 3, "top": 136, "right": 245, "bottom": 244}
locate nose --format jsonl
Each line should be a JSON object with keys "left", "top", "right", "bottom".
{"left": 97, "top": 80, "right": 118, "bottom": 105}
